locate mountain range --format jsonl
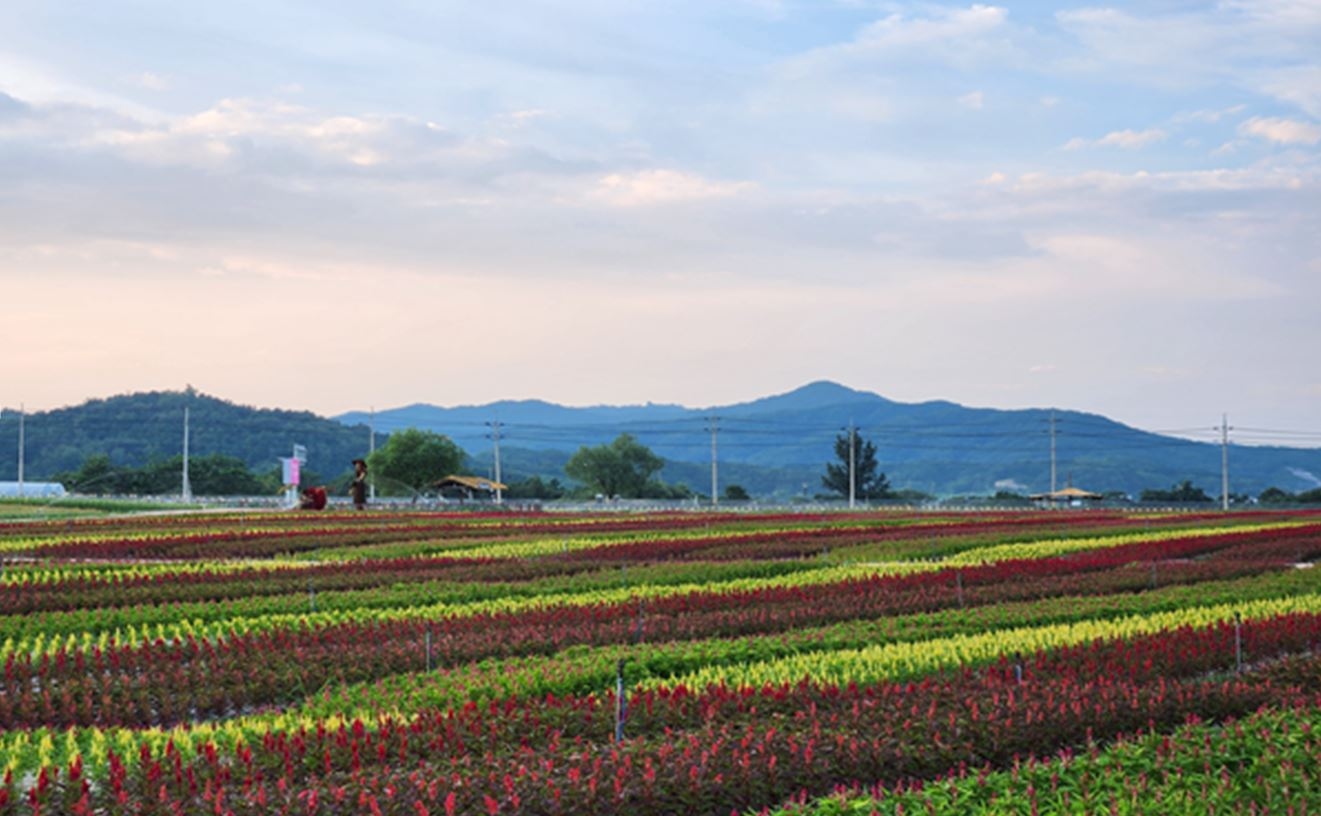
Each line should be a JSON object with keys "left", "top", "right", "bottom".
{"left": 337, "top": 381, "right": 1321, "bottom": 499}
{"left": 4, "top": 382, "right": 1319, "bottom": 499}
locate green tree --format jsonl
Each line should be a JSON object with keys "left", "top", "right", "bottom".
{"left": 723, "top": 484, "right": 751, "bottom": 501}
{"left": 1140, "top": 480, "right": 1213, "bottom": 503}
{"left": 367, "top": 428, "right": 466, "bottom": 495}
{"left": 187, "top": 454, "right": 272, "bottom": 495}
{"left": 54, "top": 454, "right": 124, "bottom": 495}
{"left": 641, "top": 480, "right": 694, "bottom": 499}
{"left": 821, "top": 431, "right": 891, "bottom": 500}
{"left": 891, "top": 488, "right": 934, "bottom": 503}
{"left": 505, "top": 476, "right": 567, "bottom": 500}
{"left": 1297, "top": 487, "right": 1321, "bottom": 504}
{"left": 564, "top": 434, "right": 663, "bottom": 498}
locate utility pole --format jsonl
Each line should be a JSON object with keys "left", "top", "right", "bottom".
{"left": 1049, "top": 409, "right": 1058, "bottom": 494}
{"left": 707, "top": 416, "right": 719, "bottom": 507}
{"left": 847, "top": 420, "right": 856, "bottom": 510}
{"left": 181, "top": 406, "right": 192, "bottom": 502}
{"left": 488, "top": 420, "right": 503, "bottom": 504}
{"left": 368, "top": 407, "right": 376, "bottom": 501}
{"left": 16, "top": 404, "right": 24, "bottom": 499}
{"left": 1220, "top": 414, "right": 1232, "bottom": 511}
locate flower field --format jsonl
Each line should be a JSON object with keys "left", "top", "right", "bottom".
{"left": 0, "top": 507, "right": 1318, "bottom": 814}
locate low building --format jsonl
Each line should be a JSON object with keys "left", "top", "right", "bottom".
{"left": 0, "top": 481, "right": 67, "bottom": 498}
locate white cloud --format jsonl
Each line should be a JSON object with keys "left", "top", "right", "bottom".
{"left": 854, "top": 5, "right": 1009, "bottom": 51}
{"left": 1063, "top": 128, "right": 1167, "bottom": 150}
{"left": 1256, "top": 66, "right": 1321, "bottom": 118}
{"left": 589, "top": 169, "right": 755, "bottom": 207}
{"left": 135, "top": 72, "right": 170, "bottom": 91}
{"left": 1008, "top": 164, "right": 1313, "bottom": 195}
{"left": 957, "top": 91, "right": 985, "bottom": 110}
{"left": 1098, "top": 128, "right": 1167, "bottom": 148}
{"left": 1174, "top": 105, "right": 1246, "bottom": 124}
{"left": 783, "top": 3, "right": 1018, "bottom": 77}
{"left": 1220, "top": 0, "right": 1321, "bottom": 27}
{"left": 1055, "top": 4, "right": 1321, "bottom": 115}
{"left": 1239, "top": 116, "right": 1321, "bottom": 145}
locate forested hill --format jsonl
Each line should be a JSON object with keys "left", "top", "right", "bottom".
{"left": 0, "top": 390, "right": 373, "bottom": 481}
{"left": 7, "top": 383, "right": 1321, "bottom": 499}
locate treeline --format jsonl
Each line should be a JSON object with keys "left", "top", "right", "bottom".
{"left": 1260, "top": 486, "right": 1321, "bottom": 505}
{"left": 1135, "top": 480, "right": 1321, "bottom": 505}
{"left": 1, "top": 389, "right": 371, "bottom": 479}
{"left": 51, "top": 453, "right": 331, "bottom": 497}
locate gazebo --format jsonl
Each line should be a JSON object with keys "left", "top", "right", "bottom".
{"left": 1029, "top": 486, "right": 1104, "bottom": 504}
{"left": 434, "top": 475, "right": 508, "bottom": 501}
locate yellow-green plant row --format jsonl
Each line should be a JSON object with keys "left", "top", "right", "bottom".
{"left": 940, "top": 521, "right": 1305, "bottom": 566}
{"left": 0, "top": 557, "right": 310, "bottom": 587}
{"left": 0, "top": 562, "right": 936, "bottom": 660}
{"left": 662, "top": 593, "right": 1321, "bottom": 691}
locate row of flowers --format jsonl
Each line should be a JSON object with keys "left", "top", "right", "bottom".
{"left": 0, "top": 512, "right": 929, "bottom": 562}
{"left": 760, "top": 701, "right": 1321, "bottom": 815}
{"left": 0, "top": 551, "right": 1312, "bottom": 736}
{"left": 7, "top": 519, "right": 1317, "bottom": 662}
{"left": 5, "top": 616, "right": 1320, "bottom": 814}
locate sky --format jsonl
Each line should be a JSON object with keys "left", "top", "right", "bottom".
{"left": 1, "top": 1, "right": 1318, "bottom": 446}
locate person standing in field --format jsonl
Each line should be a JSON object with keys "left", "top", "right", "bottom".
{"left": 350, "top": 458, "right": 369, "bottom": 510}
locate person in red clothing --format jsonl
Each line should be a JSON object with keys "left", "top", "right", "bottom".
{"left": 298, "top": 485, "right": 328, "bottom": 510}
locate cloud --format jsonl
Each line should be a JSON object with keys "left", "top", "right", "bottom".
{"left": 957, "top": 91, "right": 985, "bottom": 110}
{"left": 589, "top": 169, "right": 755, "bottom": 207}
{"left": 1239, "top": 116, "right": 1321, "bottom": 145}
{"left": 1005, "top": 164, "right": 1314, "bottom": 196}
{"left": 1173, "top": 104, "right": 1246, "bottom": 124}
{"left": 1256, "top": 65, "right": 1321, "bottom": 118}
{"left": 1064, "top": 128, "right": 1167, "bottom": 150}
{"left": 783, "top": 3, "right": 1018, "bottom": 76}
{"left": 854, "top": 5, "right": 1009, "bottom": 51}
{"left": 1098, "top": 128, "right": 1167, "bottom": 148}
{"left": 1055, "top": 4, "right": 1321, "bottom": 115}
{"left": 0, "top": 90, "right": 31, "bottom": 122}
{"left": 135, "top": 72, "right": 170, "bottom": 91}
{"left": 28, "top": 95, "right": 572, "bottom": 182}
{"left": 1220, "top": 0, "right": 1321, "bottom": 27}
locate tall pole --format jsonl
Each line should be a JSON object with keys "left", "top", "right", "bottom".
{"left": 708, "top": 416, "right": 719, "bottom": 507}
{"left": 1049, "top": 409, "right": 1058, "bottom": 494}
{"left": 368, "top": 407, "right": 376, "bottom": 501}
{"left": 181, "top": 406, "right": 192, "bottom": 502}
{"left": 847, "top": 420, "right": 856, "bottom": 510}
{"left": 16, "top": 404, "right": 24, "bottom": 499}
{"left": 489, "top": 420, "right": 503, "bottom": 504}
{"left": 1221, "top": 413, "right": 1231, "bottom": 511}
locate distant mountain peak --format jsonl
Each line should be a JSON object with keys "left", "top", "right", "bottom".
{"left": 787, "top": 380, "right": 872, "bottom": 400}
{"left": 717, "top": 380, "right": 887, "bottom": 414}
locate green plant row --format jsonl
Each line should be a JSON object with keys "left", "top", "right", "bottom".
{"left": 759, "top": 703, "right": 1321, "bottom": 815}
